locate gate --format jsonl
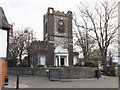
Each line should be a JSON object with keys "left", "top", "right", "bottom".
{"left": 48, "top": 69, "right": 61, "bottom": 81}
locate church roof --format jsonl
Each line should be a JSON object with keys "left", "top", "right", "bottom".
{"left": 0, "top": 7, "right": 10, "bottom": 30}
{"left": 29, "top": 40, "right": 47, "bottom": 55}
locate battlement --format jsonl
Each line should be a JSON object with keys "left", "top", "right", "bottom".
{"left": 44, "top": 7, "right": 72, "bottom": 18}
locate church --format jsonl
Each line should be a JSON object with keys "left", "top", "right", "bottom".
{"left": 29, "top": 7, "right": 79, "bottom": 67}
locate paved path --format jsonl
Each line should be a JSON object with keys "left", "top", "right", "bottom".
{"left": 6, "top": 75, "right": 119, "bottom": 88}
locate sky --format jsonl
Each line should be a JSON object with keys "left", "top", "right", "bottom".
{"left": 0, "top": 0, "right": 119, "bottom": 58}
{"left": 0, "top": 0, "right": 102, "bottom": 40}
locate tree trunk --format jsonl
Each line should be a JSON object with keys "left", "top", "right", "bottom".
{"left": 102, "top": 53, "right": 107, "bottom": 75}
{"left": 84, "top": 52, "right": 88, "bottom": 62}
{"left": 83, "top": 46, "right": 88, "bottom": 64}
{"left": 19, "top": 50, "right": 23, "bottom": 64}
{"left": 19, "top": 55, "right": 22, "bottom": 64}
{"left": 28, "top": 54, "right": 30, "bottom": 66}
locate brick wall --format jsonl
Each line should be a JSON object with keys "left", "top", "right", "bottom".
{"left": 0, "top": 60, "right": 2, "bottom": 89}
{"left": 0, "top": 60, "right": 7, "bottom": 88}
{"left": 8, "top": 67, "right": 97, "bottom": 79}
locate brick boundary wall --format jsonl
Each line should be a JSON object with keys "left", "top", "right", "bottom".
{"left": 0, "top": 60, "right": 2, "bottom": 89}
{"left": 7, "top": 67, "right": 97, "bottom": 79}
{"left": 0, "top": 60, "right": 7, "bottom": 88}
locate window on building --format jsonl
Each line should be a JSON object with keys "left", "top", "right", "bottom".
{"left": 38, "top": 57, "right": 41, "bottom": 65}
{"left": 49, "top": 9, "right": 52, "bottom": 13}
{"left": 45, "top": 22, "right": 48, "bottom": 33}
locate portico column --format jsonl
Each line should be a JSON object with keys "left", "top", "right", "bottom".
{"left": 67, "top": 54, "right": 69, "bottom": 66}
{"left": 59, "top": 55, "right": 61, "bottom": 66}
{"left": 55, "top": 56, "right": 57, "bottom": 66}
{"left": 55, "top": 55, "right": 58, "bottom": 66}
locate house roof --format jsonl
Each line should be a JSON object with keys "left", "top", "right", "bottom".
{"left": 0, "top": 7, "right": 10, "bottom": 30}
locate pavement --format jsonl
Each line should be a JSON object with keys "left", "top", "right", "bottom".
{"left": 5, "top": 75, "right": 119, "bottom": 88}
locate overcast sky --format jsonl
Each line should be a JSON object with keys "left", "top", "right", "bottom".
{"left": 0, "top": 0, "right": 118, "bottom": 40}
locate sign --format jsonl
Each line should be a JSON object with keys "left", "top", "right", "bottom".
{"left": 46, "top": 69, "right": 49, "bottom": 72}
{"left": 0, "top": 29, "right": 7, "bottom": 58}
{"left": 9, "top": 24, "right": 13, "bottom": 36}
{"left": 118, "top": 57, "right": 120, "bottom": 65}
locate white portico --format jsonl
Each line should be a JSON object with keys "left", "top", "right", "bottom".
{"left": 54, "top": 44, "right": 69, "bottom": 66}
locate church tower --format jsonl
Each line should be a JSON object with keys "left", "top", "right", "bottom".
{"left": 43, "top": 7, "right": 73, "bottom": 66}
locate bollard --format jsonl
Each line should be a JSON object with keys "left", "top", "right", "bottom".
{"left": 97, "top": 70, "right": 99, "bottom": 79}
{"left": 46, "top": 69, "right": 50, "bottom": 80}
{"left": 16, "top": 73, "right": 19, "bottom": 89}
{"left": 5, "top": 76, "right": 9, "bottom": 86}
{"left": 119, "top": 76, "right": 120, "bottom": 88}
{"left": 48, "top": 70, "right": 50, "bottom": 80}
{"left": 95, "top": 69, "right": 100, "bottom": 79}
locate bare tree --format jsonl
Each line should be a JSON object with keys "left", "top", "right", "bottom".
{"left": 9, "top": 27, "right": 36, "bottom": 65}
{"left": 73, "top": 13, "right": 97, "bottom": 64}
{"left": 24, "top": 28, "right": 36, "bottom": 66}
{"left": 9, "top": 31, "right": 25, "bottom": 64}
{"left": 75, "top": 0, "right": 118, "bottom": 74}
{"left": 108, "top": 51, "right": 113, "bottom": 66}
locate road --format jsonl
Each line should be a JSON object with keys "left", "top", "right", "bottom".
{"left": 6, "top": 75, "right": 119, "bottom": 88}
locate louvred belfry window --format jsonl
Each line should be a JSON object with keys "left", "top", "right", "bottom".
{"left": 58, "top": 20, "right": 64, "bottom": 33}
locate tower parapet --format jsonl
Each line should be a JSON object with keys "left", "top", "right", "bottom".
{"left": 43, "top": 7, "right": 72, "bottom": 19}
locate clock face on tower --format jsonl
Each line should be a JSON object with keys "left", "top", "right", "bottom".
{"left": 58, "top": 20, "right": 64, "bottom": 33}
{"left": 58, "top": 20, "right": 64, "bottom": 26}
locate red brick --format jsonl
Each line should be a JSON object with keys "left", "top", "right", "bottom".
{"left": 0, "top": 60, "right": 7, "bottom": 88}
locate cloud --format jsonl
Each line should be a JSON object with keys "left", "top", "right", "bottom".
{"left": 1, "top": 0, "right": 118, "bottom": 40}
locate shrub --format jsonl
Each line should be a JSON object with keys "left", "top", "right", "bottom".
{"left": 37, "top": 65, "right": 45, "bottom": 67}
{"left": 89, "top": 58, "right": 100, "bottom": 62}
{"left": 17, "top": 64, "right": 30, "bottom": 67}
{"left": 8, "top": 58, "right": 17, "bottom": 67}
{"left": 84, "top": 60, "right": 97, "bottom": 67}
{"left": 60, "top": 65, "right": 67, "bottom": 67}
{"left": 74, "top": 63, "right": 82, "bottom": 67}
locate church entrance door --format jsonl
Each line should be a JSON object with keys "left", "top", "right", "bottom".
{"left": 54, "top": 54, "right": 68, "bottom": 66}
{"left": 61, "top": 58, "right": 64, "bottom": 66}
